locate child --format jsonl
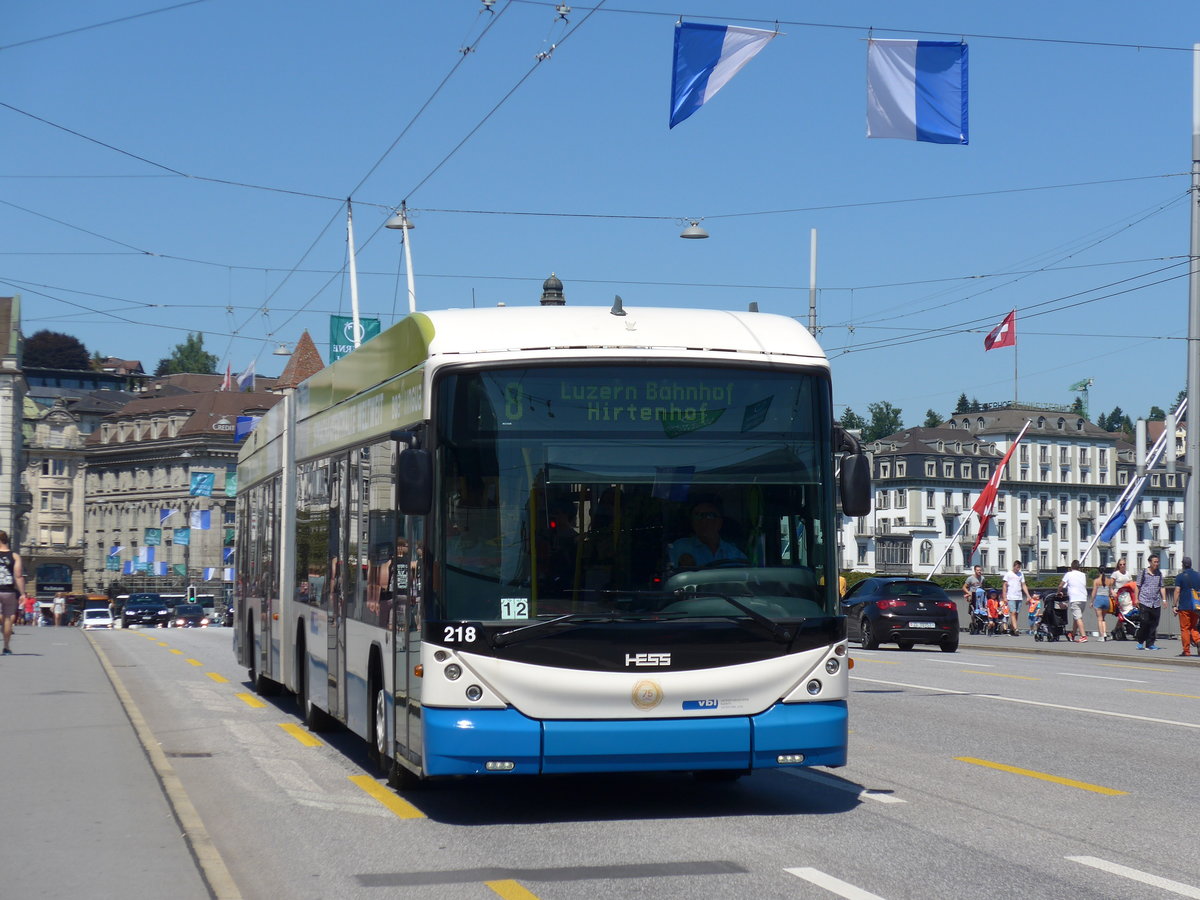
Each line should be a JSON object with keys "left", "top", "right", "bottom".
{"left": 1027, "top": 592, "right": 1042, "bottom": 634}
{"left": 986, "top": 589, "right": 1002, "bottom": 635}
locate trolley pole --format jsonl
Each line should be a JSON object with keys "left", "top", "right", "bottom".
{"left": 1186, "top": 45, "right": 1200, "bottom": 556}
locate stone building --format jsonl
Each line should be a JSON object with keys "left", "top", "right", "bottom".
{"left": 0, "top": 297, "right": 28, "bottom": 543}
{"left": 842, "top": 403, "right": 1187, "bottom": 577}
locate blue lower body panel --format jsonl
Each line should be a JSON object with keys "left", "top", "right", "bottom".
{"left": 423, "top": 701, "right": 848, "bottom": 776}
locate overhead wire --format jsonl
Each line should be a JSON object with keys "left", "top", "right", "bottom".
{"left": 0, "top": 0, "right": 212, "bottom": 52}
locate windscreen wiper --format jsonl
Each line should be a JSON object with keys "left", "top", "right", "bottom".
{"left": 673, "top": 590, "right": 795, "bottom": 643}
{"left": 491, "top": 613, "right": 617, "bottom": 648}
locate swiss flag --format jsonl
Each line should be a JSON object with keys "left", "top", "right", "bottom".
{"left": 984, "top": 310, "right": 1016, "bottom": 351}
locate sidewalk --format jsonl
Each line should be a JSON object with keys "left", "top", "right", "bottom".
{"left": 956, "top": 627, "right": 1199, "bottom": 664}
{"left": 0, "top": 625, "right": 211, "bottom": 900}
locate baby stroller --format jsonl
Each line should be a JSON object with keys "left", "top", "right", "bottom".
{"left": 1035, "top": 589, "right": 1068, "bottom": 642}
{"left": 968, "top": 588, "right": 989, "bottom": 635}
{"left": 1111, "top": 585, "right": 1140, "bottom": 640}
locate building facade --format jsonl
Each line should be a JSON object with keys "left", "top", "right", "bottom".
{"left": 842, "top": 404, "right": 1187, "bottom": 577}
{"left": 0, "top": 297, "right": 29, "bottom": 542}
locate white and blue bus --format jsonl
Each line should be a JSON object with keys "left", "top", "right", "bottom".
{"left": 235, "top": 301, "right": 870, "bottom": 786}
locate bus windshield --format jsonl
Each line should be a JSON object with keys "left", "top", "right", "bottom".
{"left": 434, "top": 364, "right": 837, "bottom": 625}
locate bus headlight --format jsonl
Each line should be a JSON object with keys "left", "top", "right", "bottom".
{"left": 465, "top": 684, "right": 483, "bottom": 702}
{"left": 825, "top": 658, "right": 840, "bottom": 675}
{"left": 444, "top": 664, "right": 462, "bottom": 681}
{"left": 806, "top": 679, "right": 822, "bottom": 695}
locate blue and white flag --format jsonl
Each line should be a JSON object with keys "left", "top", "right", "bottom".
{"left": 160, "top": 508, "right": 178, "bottom": 524}
{"left": 223, "top": 567, "right": 235, "bottom": 582}
{"left": 122, "top": 560, "right": 134, "bottom": 575}
{"left": 236, "top": 358, "right": 256, "bottom": 392}
{"left": 867, "top": 39, "right": 968, "bottom": 144}
{"left": 203, "top": 567, "right": 218, "bottom": 581}
{"left": 223, "top": 547, "right": 235, "bottom": 563}
{"left": 1099, "top": 475, "right": 1148, "bottom": 543}
{"left": 137, "top": 546, "right": 155, "bottom": 565}
{"left": 154, "top": 562, "right": 169, "bottom": 576}
{"left": 108, "top": 545, "right": 123, "bottom": 558}
{"left": 670, "top": 22, "right": 776, "bottom": 128}
{"left": 190, "top": 510, "right": 211, "bottom": 530}
{"left": 234, "top": 415, "right": 260, "bottom": 443}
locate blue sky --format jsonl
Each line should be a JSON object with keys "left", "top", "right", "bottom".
{"left": 3, "top": 1, "right": 1196, "bottom": 426}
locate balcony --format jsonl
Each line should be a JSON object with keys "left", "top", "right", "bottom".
{"left": 1037, "top": 503, "right": 1058, "bottom": 519}
{"left": 1167, "top": 513, "right": 1184, "bottom": 524}
{"left": 854, "top": 523, "right": 875, "bottom": 537}
{"left": 1076, "top": 508, "right": 1094, "bottom": 520}
{"left": 941, "top": 505, "right": 961, "bottom": 516}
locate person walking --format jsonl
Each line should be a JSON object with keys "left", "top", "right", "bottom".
{"left": 52, "top": 591, "right": 66, "bottom": 628}
{"left": 1111, "top": 557, "right": 1133, "bottom": 595}
{"left": 0, "top": 530, "right": 27, "bottom": 655}
{"left": 963, "top": 565, "right": 984, "bottom": 605}
{"left": 1003, "top": 560, "right": 1032, "bottom": 636}
{"left": 1061, "top": 560, "right": 1090, "bottom": 643}
{"left": 1135, "top": 553, "right": 1166, "bottom": 650}
{"left": 1172, "top": 556, "right": 1200, "bottom": 657}
{"left": 1090, "top": 565, "right": 1113, "bottom": 641}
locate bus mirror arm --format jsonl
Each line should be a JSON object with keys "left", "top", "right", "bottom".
{"left": 391, "top": 429, "right": 420, "bottom": 447}
{"left": 833, "top": 424, "right": 871, "bottom": 517}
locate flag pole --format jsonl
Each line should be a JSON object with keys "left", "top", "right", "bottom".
{"left": 1184, "top": 44, "right": 1200, "bottom": 557}
{"left": 346, "top": 199, "right": 362, "bottom": 349}
{"left": 927, "top": 512, "right": 974, "bottom": 580}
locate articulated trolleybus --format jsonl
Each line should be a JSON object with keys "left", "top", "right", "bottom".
{"left": 235, "top": 301, "right": 870, "bottom": 786}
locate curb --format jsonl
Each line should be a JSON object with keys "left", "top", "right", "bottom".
{"left": 958, "top": 638, "right": 1199, "bottom": 667}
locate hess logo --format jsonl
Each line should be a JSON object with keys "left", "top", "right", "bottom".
{"left": 625, "top": 652, "right": 671, "bottom": 667}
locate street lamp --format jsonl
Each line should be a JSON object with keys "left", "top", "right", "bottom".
{"left": 679, "top": 220, "right": 709, "bottom": 239}
{"left": 385, "top": 203, "right": 417, "bottom": 314}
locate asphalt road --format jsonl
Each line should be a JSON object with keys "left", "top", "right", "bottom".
{"left": 4, "top": 624, "right": 1199, "bottom": 899}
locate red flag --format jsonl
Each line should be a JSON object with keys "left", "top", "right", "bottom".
{"left": 984, "top": 310, "right": 1016, "bottom": 351}
{"left": 970, "top": 420, "right": 1031, "bottom": 559}
{"left": 220, "top": 363, "right": 232, "bottom": 392}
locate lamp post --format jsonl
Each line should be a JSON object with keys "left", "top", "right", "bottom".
{"left": 385, "top": 203, "right": 417, "bottom": 314}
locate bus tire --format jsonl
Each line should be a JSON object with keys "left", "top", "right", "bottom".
{"left": 368, "top": 655, "right": 392, "bottom": 777}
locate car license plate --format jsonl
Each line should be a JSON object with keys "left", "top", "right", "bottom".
{"left": 908, "top": 621, "right": 935, "bottom": 628}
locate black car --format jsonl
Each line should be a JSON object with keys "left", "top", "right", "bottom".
{"left": 120, "top": 593, "right": 171, "bottom": 628}
{"left": 171, "top": 603, "right": 209, "bottom": 628}
{"left": 842, "top": 577, "right": 959, "bottom": 652}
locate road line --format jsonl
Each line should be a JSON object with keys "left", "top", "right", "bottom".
{"left": 85, "top": 633, "right": 243, "bottom": 899}
{"left": 926, "top": 658, "right": 994, "bottom": 667}
{"left": 348, "top": 775, "right": 425, "bottom": 819}
{"left": 169, "top": 649, "right": 184, "bottom": 655}
{"left": 956, "top": 757, "right": 1126, "bottom": 794}
{"left": 780, "top": 768, "right": 906, "bottom": 803}
{"left": 235, "top": 693, "right": 266, "bottom": 709}
{"left": 1127, "top": 688, "right": 1200, "bottom": 700}
{"left": 962, "top": 670, "right": 1038, "bottom": 680}
{"left": 851, "top": 675, "right": 1200, "bottom": 729}
{"left": 279, "top": 722, "right": 323, "bottom": 747}
{"left": 186, "top": 658, "right": 203, "bottom": 666}
{"left": 485, "top": 880, "right": 542, "bottom": 900}
{"left": 206, "top": 672, "right": 229, "bottom": 684}
{"left": 785, "top": 867, "right": 887, "bottom": 899}
{"left": 157, "top": 641, "right": 170, "bottom": 647}
{"left": 1059, "top": 673, "right": 1147, "bottom": 683}
{"left": 1067, "top": 856, "right": 1200, "bottom": 897}
{"left": 1099, "top": 663, "right": 1174, "bottom": 673}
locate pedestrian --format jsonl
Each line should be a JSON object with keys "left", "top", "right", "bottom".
{"left": 21, "top": 593, "right": 34, "bottom": 626}
{"left": 963, "top": 564, "right": 984, "bottom": 606}
{"left": 1172, "top": 556, "right": 1200, "bottom": 658}
{"left": 1002, "top": 559, "right": 1033, "bottom": 636}
{"left": 1090, "top": 565, "right": 1113, "bottom": 641}
{"left": 0, "top": 530, "right": 27, "bottom": 655}
{"left": 52, "top": 591, "right": 66, "bottom": 628}
{"left": 1060, "top": 560, "right": 1089, "bottom": 643}
{"left": 986, "top": 589, "right": 1002, "bottom": 634}
{"left": 1134, "top": 553, "right": 1166, "bottom": 650}
{"left": 1028, "top": 592, "right": 1043, "bottom": 633}
{"left": 1111, "top": 557, "right": 1133, "bottom": 596}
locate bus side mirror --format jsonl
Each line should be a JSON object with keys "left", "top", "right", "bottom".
{"left": 397, "top": 448, "right": 432, "bottom": 516}
{"left": 840, "top": 453, "right": 872, "bottom": 517}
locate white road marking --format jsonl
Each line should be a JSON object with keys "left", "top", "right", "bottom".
{"left": 780, "top": 768, "right": 906, "bottom": 803}
{"left": 785, "top": 867, "right": 887, "bottom": 899}
{"left": 851, "top": 676, "right": 1200, "bottom": 729}
{"left": 1067, "top": 856, "right": 1200, "bottom": 897}
{"left": 1058, "top": 673, "right": 1147, "bottom": 683}
{"left": 925, "top": 658, "right": 994, "bottom": 667}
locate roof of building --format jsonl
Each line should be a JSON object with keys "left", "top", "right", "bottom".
{"left": 274, "top": 330, "right": 324, "bottom": 390}
{"left": 86, "top": 389, "right": 281, "bottom": 445}
{"left": 869, "top": 426, "right": 1002, "bottom": 457}
{"left": 942, "top": 404, "right": 1110, "bottom": 439}
{"left": 100, "top": 357, "right": 145, "bottom": 375}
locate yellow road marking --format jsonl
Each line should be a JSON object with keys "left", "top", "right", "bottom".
{"left": 1099, "top": 663, "right": 1174, "bottom": 673}
{"left": 348, "top": 775, "right": 425, "bottom": 819}
{"left": 186, "top": 659, "right": 203, "bottom": 666}
{"left": 157, "top": 642, "right": 170, "bottom": 647}
{"left": 235, "top": 693, "right": 267, "bottom": 709}
{"left": 1127, "top": 688, "right": 1200, "bottom": 700}
{"left": 206, "top": 672, "right": 229, "bottom": 684}
{"left": 962, "top": 670, "right": 1038, "bottom": 680}
{"left": 486, "top": 880, "right": 541, "bottom": 900}
{"left": 169, "top": 649, "right": 183, "bottom": 655}
{"left": 279, "top": 723, "right": 323, "bottom": 747}
{"left": 956, "top": 757, "right": 1126, "bottom": 795}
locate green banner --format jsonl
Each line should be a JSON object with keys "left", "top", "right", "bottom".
{"left": 225, "top": 471, "right": 237, "bottom": 497}
{"left": 329, "top": 315, "right": 381, "bottom": 362}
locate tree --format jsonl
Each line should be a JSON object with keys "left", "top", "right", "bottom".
{"left": 953, "top": 393, "right": 971, "bottom": 414}
{"left": 1096, "top": 411, "right": 1109, "bottom": 431}
{"left": 155, "top": 332, "right": 218, "bottom": 376}
{"left": 923, "top": 409, "right": 942, "bottom": 428}
{"left": 24, "top": 330, "right": 89, "bottom": 369}
{"left": 89, "top": 350, "right": 106, "bottom": 372}
{"left": 840, "top": 407, "right": 866, "bottom": 432}
{"left": 1147, "top": 405, "right": 1166, "bottom": 421}
{"left": 968, "top": 396, "right": 983, "bottom": 412}
{"left": 1070, "top": 397, "right": 1085, "bottom": 415}
{"left": 1103, "top": 405, "right": 1133, "bottom": 436}
{"left": 863, "top": 401, "right": 903, "bottom": 442}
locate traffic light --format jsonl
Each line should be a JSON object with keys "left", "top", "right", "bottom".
{"left": 186, "top": 584, "right": 197, "bottom": 602}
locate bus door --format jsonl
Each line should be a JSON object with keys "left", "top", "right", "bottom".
{"left": 326, "top": 455, "right": 348, "bottom": 720}
{"left": 393, "top": 517, "right": 424, "bottom": 765}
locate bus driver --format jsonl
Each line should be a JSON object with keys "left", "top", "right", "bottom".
{"left": 669, "top": 499, "right": 747, "bottom": 569}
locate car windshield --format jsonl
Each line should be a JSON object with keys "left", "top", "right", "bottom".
{"left": 882, "top": 582, "right": 949, "bottom": 600}
{"left": 83, "top": 610, "right": 110, "bottom": 619}
{"left": 175, "top": 604, "right": 203, "bottom": 615}
{"left": 434, "top": 364, "right": 838, "bottom": 625}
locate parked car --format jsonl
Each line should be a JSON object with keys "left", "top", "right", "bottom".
{"left": 842, "top": 577, "right": 959, "bottom": 652}
{"left": 81, "top": 608, "right": 114, "bottom": 630}
{"left": 171, "top": 603, "right": 209, "bottom": 628}
{"left": 121, "top": 593, "right": 171, "bottom": 628}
